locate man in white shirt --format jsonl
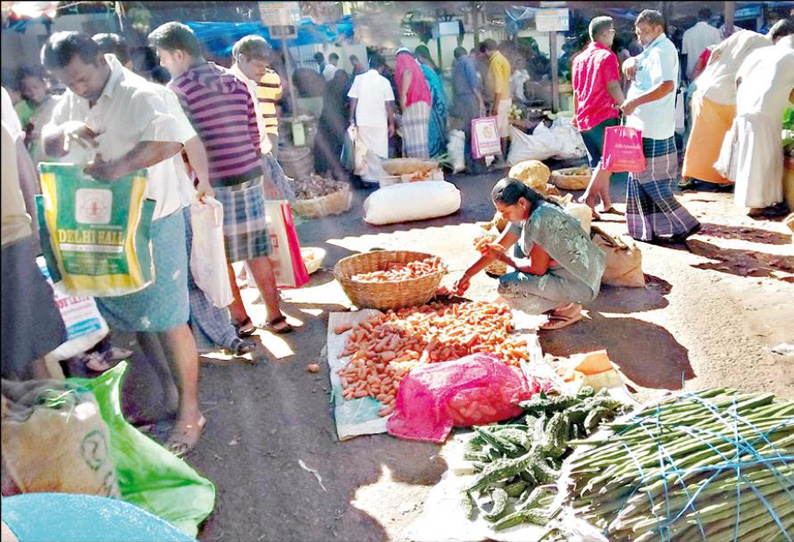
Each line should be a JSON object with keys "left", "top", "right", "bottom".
{"left": 681, "top": 7, "right": 722, "bottom": 82}
{"left": 347, "top": 54, "right": 395, "bottom": 159}
{"left": 728, "top": 35, "right": 794, "bottom": 216}
{"left": 323, "top": 52, "right": 339, "bottom": 82}
{"left": 41, "top": 31, "right": 205, "bottom": 456}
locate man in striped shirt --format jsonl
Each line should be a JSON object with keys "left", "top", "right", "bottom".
{"left": 257, "top": 67, "right": 282, "bottom": 160}
{"left": 149, "top": 22, "right": 294, "bottom": 336}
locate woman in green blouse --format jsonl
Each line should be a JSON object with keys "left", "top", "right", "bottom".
{"left": 454, "top": 178, "right": 606, "bottom": 330}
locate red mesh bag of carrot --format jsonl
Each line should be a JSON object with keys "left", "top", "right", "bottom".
{"left": 386, "top": 353, "right": 548, "bottom": 443}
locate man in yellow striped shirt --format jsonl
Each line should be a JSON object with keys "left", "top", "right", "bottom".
{"left": 257, "top": 68, "right": 283, "bottom": 159}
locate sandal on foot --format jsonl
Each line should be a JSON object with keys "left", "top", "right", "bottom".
{"left": 232, "top": 317, "right": 256, "bottom": 338}
{"left": 601, "top": 206, "right": 625, "bottom": 216}
{"left": 228, "top": 337, "right": 258, "bottom": 356}
{"left": 265, "top": 315, "right": 294, "bottom": 334}
{"left": 540, "top": 313, "right": 583, "bottom": 331}
{"left": 166, "top": 415, "right": 206, "bottom": 457}
{"left": 83, "top": 351, "right": 116, "bottom": 373}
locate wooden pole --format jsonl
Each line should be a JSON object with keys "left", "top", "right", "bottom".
{"left": 282, "top": 33, "right": 299, "bottom": 116}
{"left": 437, "top": 35, "right": 443, "bottom": 71}
{"left": 724, "top": 1, "right": 735, "bottom": 37}
{"left": 550, "top": 30, "right": 559, "bottom": 112}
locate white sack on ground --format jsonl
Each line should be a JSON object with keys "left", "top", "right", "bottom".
{"left": 363, "top": 181, "right": 461, "bottom": 225}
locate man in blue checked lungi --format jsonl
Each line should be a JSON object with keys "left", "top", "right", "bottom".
{"left": 620, "top": 10, "right": 701, "bottom": 245}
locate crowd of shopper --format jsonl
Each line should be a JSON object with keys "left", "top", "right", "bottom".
{"left": 2, "top": 7, "right": 792, "bottom": 461}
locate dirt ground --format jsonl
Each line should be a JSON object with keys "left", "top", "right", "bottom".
{"left": 85, "top": 169, "right": 793, "bottom": 542}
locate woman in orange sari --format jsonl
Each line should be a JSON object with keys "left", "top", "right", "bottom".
{"left": 682, "top": 30, "right": 771, "bottom": 186}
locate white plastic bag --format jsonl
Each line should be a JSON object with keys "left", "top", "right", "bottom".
{"left": 551, "top": 117, "right": 587, "bottom": 159}
{"left": 507, "top": 123, "right": 563, "bottom": 165}
{"left": 363, "top": 181, "right": 462, "bottom": 225}
{"left": 348, "top": 126, "right": 369, "bottom": 176}
{"left": 190, "top": 196, "right": 234, "bottom": 308}
{"left": 264, "top": 200, "right": 310, "bottom": 289}
{"left": 448, "top": 130, "right": 466, "bottom": 173}
{"left": 714, "top": 119, "right": 739, "bottom": 182}
{"left": 36, "top": 257, "right": 109, "bottom": 362}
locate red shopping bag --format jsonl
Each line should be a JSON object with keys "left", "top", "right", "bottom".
{"left": 602, "top": 124, "right": 646, "bottom": 173}
{"left": 265, "top": 200, "right": 310, "bottom": 289}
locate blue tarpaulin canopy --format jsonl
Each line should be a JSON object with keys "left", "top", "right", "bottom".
{"left": 185, "top": 15, "right": 355, "bottom": 58}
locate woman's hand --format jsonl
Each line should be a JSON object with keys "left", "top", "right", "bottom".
{"left": 481, "top": 242, "right": 506, "bottom": 259}
{"left": 453, "top": 275, "right": 471, "bottom": 296}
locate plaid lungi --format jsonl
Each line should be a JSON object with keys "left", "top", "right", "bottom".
{"left": 214, "top": 176, "right": 273, "bottom": 263}
{"left": 402, "top": 101, "right": 431, "bottom": 159}
{"left": 626, "top": 137, "right": 700, "bottom": 242}
{"left": 182, "top": 206, "right": 238, "bottom": 353}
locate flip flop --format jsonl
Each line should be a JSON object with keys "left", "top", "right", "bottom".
{"left": 83, "top": 351, "right": 117, "bottom": 373}
{"left": 601, "top": 206, "right": 625, "bottom": 216}
{"left": 233, "top": 316, "right": 256, "bottom": 337}
{"left": 265, "top": 315, "right": 294, "bottom": 334}
{"left": 539, "top": 313, "right": 583, "bottom": 331}
{"left": 166, "top": 414, "right": 206, "bottom": 458}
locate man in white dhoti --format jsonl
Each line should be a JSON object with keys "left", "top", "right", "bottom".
{"left": 347, "top": 54, "right": 395, "bottom": 159}
{"left": 727, "top": 35, "right": 794, "bottom": 217}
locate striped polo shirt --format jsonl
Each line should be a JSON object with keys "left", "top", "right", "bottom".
{"left": 170, "top": 62, "right": 263, "bottom": 187}
{"left": 256, "top": 69, "right": 282, "bottom": 135}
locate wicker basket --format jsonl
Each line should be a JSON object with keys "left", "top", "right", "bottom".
{"left": 291, "top": 185, "right": 352, "bottom": 218}
{"left": 551, "top": 167, "right": 592, "bottom": 191}
{"left": 486, "top": 260, "right": 509, "bottom": 276}
{"left": 334, "top": 251, "right": 447, "bottom": 311}
{"left": 381, "top": 158, "right": 439, "bottom": 176}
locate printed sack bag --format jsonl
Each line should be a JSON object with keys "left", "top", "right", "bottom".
{"left": 602, "top": 122, "right": 646, "bottom": 173}
{"left": 35, "top": 256, "right": 109, "bottom": 361}
{"left": 471, "top": 117, "right": 502, "bottom": 159}
{"left": 264, "top": 200, "right": 310, "bottom": 289}
{"left": 37, "top": 163, "right": 154, "bottom": 297}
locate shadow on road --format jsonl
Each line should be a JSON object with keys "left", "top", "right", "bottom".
{"left": 539, "top": 311, "right": 695, "bottom": 390}
{"left": 699, "top": 222, "right": 793, "bottom": 246}
{"left": 588, "top": 274, "right": 672, "bottom": 314}
{"left": 687, "top": 239, "right": 794, "bottom": 281}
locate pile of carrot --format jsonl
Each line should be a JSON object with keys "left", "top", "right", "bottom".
{"left": 335, "top": 302, "right": 530, "bottom": 416}
{"left": 352, "top": 256, "right": 444, "bottom": 282}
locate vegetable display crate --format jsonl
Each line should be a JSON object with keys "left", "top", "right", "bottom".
{"left": 291, "top": 185, "right": 351, "bottom": 218}
{"left": 550, "top": 166, "right": 592, "bottom": 191}
{"left": 334, "top": 251, "right": 447, "bottom": 311}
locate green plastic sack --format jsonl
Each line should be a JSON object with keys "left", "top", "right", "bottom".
{"left": 68, "top": 362, "right": 215, "bottom": 537}
{"left": 37, "top": 162, "right": 155, "bottom": 297}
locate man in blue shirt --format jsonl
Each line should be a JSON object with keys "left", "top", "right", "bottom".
{"left": 621, "top": 9, "right": 700, "bottom": 244}
{"left": 452, "top": 46, "right": 486, "bottom": 173}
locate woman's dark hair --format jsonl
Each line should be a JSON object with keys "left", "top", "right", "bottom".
{"left": 41, "top": 31, "right": 102, "bottom": 70}
{"left": 491, "top": 177, "right": 560, "bottom": 209}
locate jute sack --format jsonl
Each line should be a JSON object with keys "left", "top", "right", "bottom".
{"left": 591, "top": 226, "right": 645, "bottom": 288}
{"left": 1, "top": 379, "right": 120, "bottom": 498}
